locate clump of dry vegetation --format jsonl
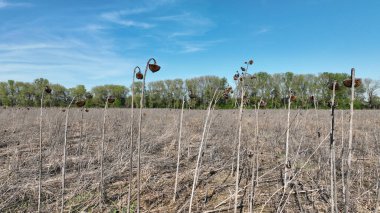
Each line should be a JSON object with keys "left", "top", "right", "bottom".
{"left": 0, "top": 64, "right": 378, "bottom": 213}
{"left": 1, "top": 107, "right": 380, "bottom": 212}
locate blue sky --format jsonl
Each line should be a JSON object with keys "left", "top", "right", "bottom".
{"left": 0, "top": 0, "right": 379, "bottom": 89}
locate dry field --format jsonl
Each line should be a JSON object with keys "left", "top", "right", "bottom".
{"left": 0, "top": 107, "right": 379, "bottom": 212}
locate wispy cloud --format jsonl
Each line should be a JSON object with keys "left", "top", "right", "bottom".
{"left": 0, "top": 39, "right": 135, "bottom": 87}
{"left": 0, "top": 43, "right": 67, "bottom": 51}
{"left": 255, "top": 26, "right": 272, "bottom": 35}
{"left": 176, "top": 39, "right": 225, "bottom": 53}
{"left": 98, "top": 7, "right": 221, "bottom": 54}
{"left": 151, "top": 12, "right": 219, "bottom": 53}
{"left": 101, "top": 9, "right": 154, "bottom": 29}
{"left": 168, "top": 31, "right": 197, "bottom": 38}
{"left": 181, "top": 45, "right": 204, "bottom": 53}
{"left": 154, "top": 12, "right": 214, "bottom": 27}
{"left": 0, "top": 0, "right": 7, "bottom": 8}
{"left": 83, "top": 24, "right": 107, "bottom": 32}
{"left": 0, "top": 0, "right": 224, "bottom": 87}
{"left": 0, "top": 0, "right": 31, "bottom": 9}
{"left": 105, "top": 8, "right": 150, "bottom": 16}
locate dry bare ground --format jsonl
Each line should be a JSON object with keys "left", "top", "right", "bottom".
{"left": 0, "top": 107, "right": 379, "bottom": 212}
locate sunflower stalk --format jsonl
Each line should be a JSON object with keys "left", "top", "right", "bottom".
{"left": 127, "top": 66, "right": 139, "bottom": 213}
{"left": 234, "top": 60, "right": 253, "bottom": 213}
{"left": 345, "top": 68, "right": 355, "bottom": 212}
{"left": 173, "top": 96, "right": 185, "bottom": 202}
{"left": 188, "top": 89, "right": 219, "bottom": 213}
{"left": 61, "top": 97, "right": 76, "bottom": 213}
{"left": 329, "top": 81, "right": 337, "bottom": 213}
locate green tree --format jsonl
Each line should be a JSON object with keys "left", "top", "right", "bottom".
{"left": 70, "top": 85, "right": 86, "bottom": 99}
{"left": 363, "top": 78, "right": 380, "bottom": 108}
{"left": 33, "top": 78, "right": 50, "bottom": 107}
{"left": 91, "top": 85, "right": 129, "bottom": 107}
{"left": 51, "top": 84, "right": 69, "bottom": 106}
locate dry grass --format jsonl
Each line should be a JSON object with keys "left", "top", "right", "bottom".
{"left": 0, "top": 107, "right": 379, "bottom": 212}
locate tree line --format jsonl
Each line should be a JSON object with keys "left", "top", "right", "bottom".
{"left": 0, "top": 72, "right": 379, "bottom": 109}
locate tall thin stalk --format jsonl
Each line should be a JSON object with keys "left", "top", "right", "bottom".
{"left": 345, "top": 68, "right": 355, "bottom": 212}
{"left": 340, "top": 110, "right": 346, "bottom": 207}
{"left": 173, "top": 96, "right": 185, "bottom": 202}
{"left": 284, "top": 90, "right": 292, "bottom": 192}
{"left": 329, "top": 81, "right": 337, "bottom": 213}
{"left": 61, "top": 97, "right": 75, "bottom": 213}
{"left": 38, "top": 91, "right": 44, "bottom": 213}
{"left": 78, "top": 108, "right": 84, "bottom": 156}
{"left": 249, "top": 100, "right": 261, "bottom": 212}
{"left": 77, "top": 107, "right": 85, "bottom": 177}
{"left": 255, "top": 100, "right": 261, "bottom": 186}
{"left": 188, "top": 89, "right": 218, "bottom": 213}
{"left": 312, "top": 92, "right": 321, "bottom": 137}
{"left": 137, "top": 68, "right": 146, "bottom": 213}
{"left": 196, "top": 94, "right": 221, "bottom": 181}
{"left": 100, "top": 98, "right": 109, "bottom": 207}
{"left": 233, "top": 61, "right": 254, "bottom": 213}
{"left": 232, "top": 60, "right": 254, "bottom": 213}
{"left": 234, "top": 86, "right": 245, "bottom": 213}
{"left": 249, "top": 104, "right": 257, "bottom": 213}
{"left": 127, "top": 66, "right": 139, "bottom": 213}
{"left": 136, "top": 59, "right": 160, "bottom": 212}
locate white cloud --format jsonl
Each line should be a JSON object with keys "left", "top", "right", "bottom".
{"left": 101, "top": 10, "right": 154, "bottom": 29}
{"left": 105, "top": 8, "right": 150, "bottom": 16}
{"left": 181, "top": 45, "right": 204, "bottom": 53}
{"left": 0, "top": 40, "right": 136, "bottom": 88}
{"left": 0, "top": 43, "right": 67, "bottom": 51}
{"left": 0, "top": 0, "right": 8, "bottom": 8}
{"left": 154, "top": 12, "right": 214, "bottom": 27}
{"left": 168, "top": 31, "right": 196, "bottom": 38}
{"left": 177, "top": 39, "right": 225, "bottom": 54}
{"left": 98, "top": 3, "right": 220, "bottom": 54}
{"left": 255, "top": 26, "right": 272, "bottom": 35}
{"left": 83, "top": 24, "right": 107, "bottom": 32}
{"left": 0, "top": 0, "right": 31, "bottom": 9}
{"left": 151, "top": 12, "right": 219, "bottom": 53}
{"left": 0, "top": 0, "right": 224, "bottom": 87}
